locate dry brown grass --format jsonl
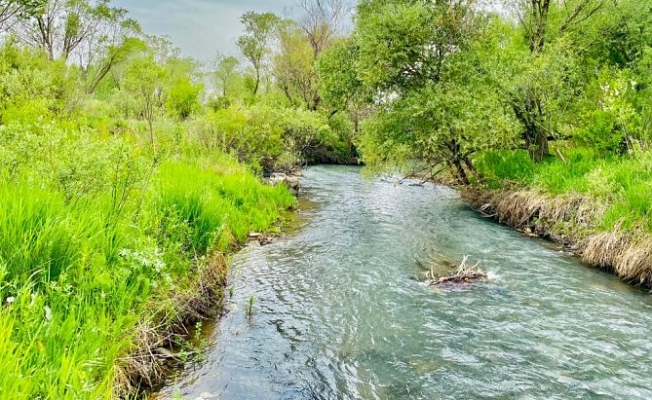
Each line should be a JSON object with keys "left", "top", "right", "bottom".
{"left": 464, "top": 187, "right": 652, "bottom": 288}
{"left": 613, "top": 239, "right": 652, "bottom": 286}
{"left": 114, "top": 321, "right": 170, "bottom": 397}
{"left": 463, "top": 188, "right": 603, "bottom": 246}
{"left": 581, "top": 229, "right": 629, "bottom": 269}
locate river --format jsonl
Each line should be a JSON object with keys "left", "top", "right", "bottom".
{"left": 160, "top": 165, "right": 652, "bottom": 399}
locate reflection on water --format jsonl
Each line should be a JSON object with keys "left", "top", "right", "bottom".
{"left": 160, "top": 165, "right": 652, "bottom": 400}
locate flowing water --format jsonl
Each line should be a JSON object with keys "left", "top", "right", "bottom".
{"left": 161, "top": 165, "right": 652, "bottom": 400}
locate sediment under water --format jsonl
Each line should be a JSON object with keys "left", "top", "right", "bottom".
{"left": 160, "top": 165, "right": 652, "bottom": 400}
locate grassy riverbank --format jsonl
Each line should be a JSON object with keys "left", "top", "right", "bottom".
{"left": 0, "top": 5, "right": 351, "bottom": 395}
{"left": 466, "top": 147, "right": 652, "bottom": 286}
{"left": 0, "top": 128, "right": 294, "bottom": 398}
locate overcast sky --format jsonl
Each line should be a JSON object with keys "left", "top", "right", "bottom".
{"left": 112, "top": 0, "right": 298, "bottom": 61}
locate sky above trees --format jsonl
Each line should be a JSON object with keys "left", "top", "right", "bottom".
{"left": 112, "top": 0, "right": 297, "bottom": 60}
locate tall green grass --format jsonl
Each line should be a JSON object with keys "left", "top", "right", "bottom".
{"left": 475, "top": 148, "right": 652, "bottom": 232}
{"left": 0, "top": 152, "right": 294, "bottom": 399}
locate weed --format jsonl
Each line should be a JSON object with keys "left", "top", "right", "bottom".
{"left": 247, "top": 296, "right": 255, "bottom": 317}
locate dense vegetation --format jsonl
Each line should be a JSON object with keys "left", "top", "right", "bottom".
{"left": 319, "top": 0, "right": 652, "bottom": 236}
{"left": 2, "top": 0, "right": 652, "bottom": 397}
{"left": 320, "top": 0, "right": 652, "bottom": 287}
{"left": 0, "top": 0, "right": 354, "bottom": 398}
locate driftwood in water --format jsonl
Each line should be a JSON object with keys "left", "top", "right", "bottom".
{"left": 248, "top": 232, "right": 274, "bottom": 246}
{"left": 423, "top": 255, "right": 487, "bottom": 286}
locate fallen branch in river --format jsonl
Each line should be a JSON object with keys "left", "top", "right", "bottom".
{"left": 425, "top": 255, "right": 487, "bottom": 286}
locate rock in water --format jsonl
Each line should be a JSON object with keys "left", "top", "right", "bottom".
{"left": 270, "top": 172, "right": 300, "bottom": 194}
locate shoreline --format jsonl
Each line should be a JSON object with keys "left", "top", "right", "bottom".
{"left": 461, "top": 186, "right": 652, "bottom": 289}
{"left": 125, "top": 178, "right": 302, "bottom": 399}
{"left": 115, "top": 253, "right": 230, "bottom": 398}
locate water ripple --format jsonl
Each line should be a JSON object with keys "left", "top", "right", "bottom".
{"left": 161, "top": 166, "right": 652, "bottom": 400}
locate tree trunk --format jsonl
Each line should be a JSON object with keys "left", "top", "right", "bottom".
{"left": 527, "top": 126, "right": 549, "bottom": 162}
{"left": 447, "top": 139, "right": 471, "bottom": 185}
{"left": 253, "top": 68, "right": 260, "bottom": 96}
{"left": 512, "top": 92, "right": 549, "bottom": 163}
{"left": 453, "top": 159, "right": 470, "bottom": 185}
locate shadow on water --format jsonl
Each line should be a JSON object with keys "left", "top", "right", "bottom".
{"left": 159, "top": 165, "right": 652, "bottom": 400}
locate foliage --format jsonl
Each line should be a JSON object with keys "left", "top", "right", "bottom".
{"left": 317, "top": 37, "right": 364, "bottom": 115}
{"left": 0, "top": 118, "right": 294, "bottom": 398}
{"left": 347, "top": 0, "right": 519, "bottom": 182}
{"left": 236, "top": 11, "right": 280, "bottom": 96}
{"left": 166, "top": 77, "right": 203, "bottom": 120}
{"left": 0, "top": 9, "right": 308, "bottom": 397}
{"left": 274, "top": 19, "right": 321, "bottom": 110}
{"left": 191, "top": 104, "right": 338, "bottom": 173}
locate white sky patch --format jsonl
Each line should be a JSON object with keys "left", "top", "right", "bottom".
{"left": 112, "top": 0, "right": 297, "bottom": 61}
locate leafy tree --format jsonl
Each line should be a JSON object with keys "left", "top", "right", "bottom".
{"left": 349, "top": 0, "right": 514, "bottom": 182}
{"left": 212, "top": 53, "right": 240, "bottom": 98}
{"left": 79, "top": 5, "right": 144, "bottom": 94}
{"left": 317, "top": 36, "right": 368, "bottom": 127}
{"left": 124, "top": 53, "right": 167, "bottom": 151}
{"left": 0, "top": 0, "right": 45, "bottom": 32}
{"left": 506, "top": 0, "right": 615, "bottom": 161}
{"left": 355, "top": 0, "right": 476, "bottom": 92}
{"left": 273, "top": 19, "right": 320, "bottom": 110}
{"left": 167, "top": 77, "right": 203, "bottom": 120}
{"left": 236, "top": 11, "right": 280, "bottom": 96}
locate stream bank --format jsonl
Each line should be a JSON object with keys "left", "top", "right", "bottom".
{"left": 159, "top": 165, "right": 652, "bottom": 400}
{"left": 462, "top": 187, "right": 652, "bottom": 288}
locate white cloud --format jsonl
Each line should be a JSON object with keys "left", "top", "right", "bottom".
{"left": 112, "top": 0, "right": 297, "bottom": 61}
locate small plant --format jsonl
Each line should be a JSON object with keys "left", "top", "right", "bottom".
{"left": 229, "top": 286, "right": 234, "bottom": 298}
{"left": 194, "top": 321, "right": 203, "bottom": 342}
{"left": 246, "top": 295, "right": 255, "bottom": 316}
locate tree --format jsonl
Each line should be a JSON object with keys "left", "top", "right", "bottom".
{"left": 360, "top": 80, "right": 517, "bottom": 184}
{"left": 317, "top": 37, "right": 363, "bottom": 117}
{"left": 356, "top": 0, "right": 478, "bottom": 92}
{"left": 8, "top": 0, "right": 142, "bottom": 77}
{"left": 167, "top": 77, "right": 202, "bottom": 120}
{"left": 269, "top": 0, "right": 346, "bottom": 111}
{"left": 212, "top": 53, "right": 240, "bottom": 98}
{"left": 507, "top": 0, "right": 615, "bottom": 161}
{"left": 124, "top": 54, "right": 167, "bottom": 153}
{"left": 296, "top": 0, "right": 347, "bottom": 58}
{"left": 236, "top": 11, "right": 280, "bottom": 96}
{"left": 273, "top": 20, "right": 320, "bottom": 110}
{"left": 81, "top": 8, "right": 144, "bottom": 94}
{"left": 347, "top": 0, "right": 513, "bottom": 182}
{"left": 13, "top": 0, "right": 93, "bottom": 60}
{"left": 0, "top": 0, "right": 45, "bottom": 32}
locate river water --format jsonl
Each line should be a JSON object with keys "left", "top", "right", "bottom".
{"left": 161, "top": 165, "right": 652, "bottom": 399}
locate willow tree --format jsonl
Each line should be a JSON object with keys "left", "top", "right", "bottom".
{"left": 508, "top": 0, "right": 615, "bottom": 161}
{"left": 317, "top": 37, "right": 366, "bottom": 122}
{"left": 212, "top": 54, "right": 240, "bottom": 98}
{"left": 350, "top": 0, "right": 517, "bottom": 183}
{"left": 11, "top": 0, "right": 103, "bottom": 60}
{"left": 273, "top": 19, "right": 321, "bottom": 110}
{"left": 236, "top": 11, "right": 280, "bottom": 96}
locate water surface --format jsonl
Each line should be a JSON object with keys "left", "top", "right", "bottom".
{"left": 162, "top": 165, "right": 652, "bottom": 399}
